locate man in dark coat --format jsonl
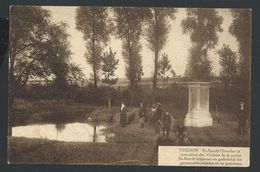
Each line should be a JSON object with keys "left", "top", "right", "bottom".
{"left": 120, "top": 102, "right": 127, "bottom": 127}
{"left": 155, "top": 103, "right": 163, "bottom": 121}
{"left": 162, "top": 112, "right": 172, "bottom": 137}
{"left": 237, "top": 101, "right": 247, "bottom": 136}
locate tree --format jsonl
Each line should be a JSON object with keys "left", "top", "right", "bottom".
{"left": 114, "top": 7, "right": 150, "bottom": 89}
{"left": 185, "top": 45, "right": 212, "bottom": 81}
{"left": 158, "top": 53, "right": 172, "bottom": 88}
{"left": 9, "top": 7, "right": 82, "bottom": 98}
{"left": 66, "top": 63, "right": 86, "bottom": 87}
{"left": 101, "top": 47, "right": 119, "bottom": 115}
{"left": 145, "top": 8, "right": 177, "bottom": 89}
{"left": 217, "top": 44, "right": 239, "bottom": 86}
{"left": 101, "top": 47, "right": 119, "bottom": 86}
{"left": 45, "top": 22, "right": 86, "bottom": 91}
{"left": 76, "top": 7, "right": 113, "bottom": 87}
{"left": 9, "top": 6, "right": 51, "bottom": 136}
{"left": 229, "top": 9, "right": 251, "bottom": 100}
{"left": 122, "top": 41, "right": 143, "bottom": 89}
{"left": 182, "top": 9, "right": 223, "bottom": 81}
{"left": 9, "top": 6, "right": 51, "bottom": 89}
{"left": 44, "top": 22, "right": 73, "bottom": 95}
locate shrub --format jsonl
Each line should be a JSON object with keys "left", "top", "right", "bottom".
{"left": 15, "top": 82, "right": 245, "bottom": 114}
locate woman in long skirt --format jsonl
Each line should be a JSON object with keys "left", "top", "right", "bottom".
{"left": 120, "top": 102, "right": 127, "bottom": 127}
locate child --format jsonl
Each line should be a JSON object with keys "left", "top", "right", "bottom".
{"left": 175, "top": 124, "right": 191, "bottom": 145}
{"left": 162, "top": 112, "right": 172, "bottom": 137}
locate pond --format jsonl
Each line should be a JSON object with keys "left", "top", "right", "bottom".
{"left": 12, "top": 122, "right": 114, "bottom": 143}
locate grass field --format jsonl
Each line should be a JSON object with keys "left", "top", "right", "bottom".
{"left": 8, "top": 137, "right": 157, "bottom": 165}
{"left": 8, "top": 98, "right": 250, "bottom": 165}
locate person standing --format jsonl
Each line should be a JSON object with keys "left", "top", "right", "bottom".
{"left": 120, "top": 102, "right": 127, "bottom": 127}
{"left": 151, "top": 103, "right": 157, "bottom": 122}
{"left": 154, "top": 103, "right": 163, "bottom": 134}
{"left": 138, "top": 102, "right": 146, "bottom": 128}
{"left": 156, "top": 103, "right": 163, "bottom": 121}
{"left": 237, "top": 101, "right": 247, "bottom": 136}
{"left": 162, "top": 112, "right": 172, "bottom": 137}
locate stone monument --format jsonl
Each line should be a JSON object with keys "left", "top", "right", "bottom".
{"left": 184, "top": 82, "right": 213, "bottom": 127}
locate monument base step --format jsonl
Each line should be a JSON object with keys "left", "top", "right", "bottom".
{"left": 184, "top": 112, "right": 213, "bottom": 127}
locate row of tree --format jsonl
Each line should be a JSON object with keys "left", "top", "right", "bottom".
{"left": 75, "top": 7, "right": 251, "bottom": 118}
{"left": 8, "top": 7, "right": 252, "bottom": 102}
{"left": 75, "top": 7, "right": 251, "bottom": 92}
{"left": 75, "top": 7, "right": 177, "bottom": 90}
{"left": 93, "top": 46, "right": 174, "bottom": 89}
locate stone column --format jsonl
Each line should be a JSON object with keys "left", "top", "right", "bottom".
{"left": 184, "top": 82, "right": 213, "bottom": 127}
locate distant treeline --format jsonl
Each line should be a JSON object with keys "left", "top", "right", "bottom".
{"left": 15, "top": 82, "right": 244, "bottom": 113}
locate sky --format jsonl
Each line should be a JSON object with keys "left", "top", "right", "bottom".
{"left": 42, "top": 6, "right": 238, "bottom": 79}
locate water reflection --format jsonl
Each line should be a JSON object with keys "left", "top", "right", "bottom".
{"left": 55, "top": 123, "right": 66, "bottom": 133}
{"left": 12, "top": 122, "right": 112, "bottom": 143}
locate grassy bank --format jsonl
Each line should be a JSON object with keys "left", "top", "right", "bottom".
{"left": 8, "top": 137, "right": 157, "bottom": 165}
{"left": 187, "top": 121, "right": 250, "bottom": 147}
{"left": 8, "top": 119, "right": 249, "bottom": 164}
{"left": 13, "top": 98, "right": 130, "bottom": 126}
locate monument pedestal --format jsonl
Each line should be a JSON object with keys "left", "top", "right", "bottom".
{"left": 184, "top": 82, "right": 213, "bottom": 127}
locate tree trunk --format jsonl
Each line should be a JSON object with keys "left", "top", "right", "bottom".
{"left": 163, "top": 73, "right": 166, "bottom": 88}
{"left": 93, "top": 63, "right": 97, "bottom": 87}
{"left": 153, "top": 13, "right": 159, "bottom": 90}
{"left": 91, "top": 11, "right": 97, "bottom": 88}
{"left": 153, "top": 49, "right": 159, "bottom": 90}
{"left": 92, "top": 35, "right": 97, "bottom": 88}
{"left": 108, "top": 96, "right": 111, "bottom": 114}
{"left": 129, "top": 43, "right": 133, "bottom": 90}
{"left": 93, "top": 124, "right": 96, "bottom": 142}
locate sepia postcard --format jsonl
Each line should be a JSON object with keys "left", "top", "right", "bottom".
{"left": 8, "top": 6, "right": 251, "bottom": 166}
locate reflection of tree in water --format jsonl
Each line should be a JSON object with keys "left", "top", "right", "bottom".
{"left": 89, "top": 117, "right": 98, "bottom": 143}
{"left": 55, "top": 122, "right": 66, "bottom": 140}
{"left": 55, "top": 123, "right": 66, "bottom": 133}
